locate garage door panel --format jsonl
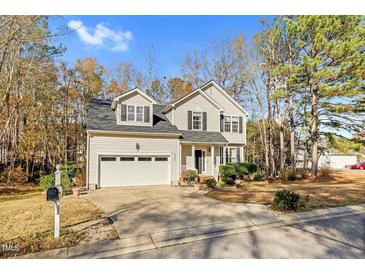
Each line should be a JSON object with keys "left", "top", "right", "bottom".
{"left": 99, "top": 155, "right": 170, "bottom": 187}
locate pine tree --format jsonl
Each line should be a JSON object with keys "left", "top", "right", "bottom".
{"left": 284, "top": 16, "right": 365, "bottom": 176}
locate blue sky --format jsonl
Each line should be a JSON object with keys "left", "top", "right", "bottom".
{"left": 50, "top": 16, "right": 268, "bottom": 78}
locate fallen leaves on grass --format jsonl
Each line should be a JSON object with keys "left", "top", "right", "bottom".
{"left": 0, "top": 187, "right": 118, "bottom": 258}
{"left": 206, "top": 171, "right": 365, "bottom": 211}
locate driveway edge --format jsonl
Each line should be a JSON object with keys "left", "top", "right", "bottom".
{"left": 19, "top": 204, "right": 365, "bottom": 259}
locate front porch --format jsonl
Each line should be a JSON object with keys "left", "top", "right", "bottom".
{"left": 180, "top": 143, "right": 244, "bottom": 179}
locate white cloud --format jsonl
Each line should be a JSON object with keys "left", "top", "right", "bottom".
{"left": 67, "top": 20, "right": 133, "bottom": 52}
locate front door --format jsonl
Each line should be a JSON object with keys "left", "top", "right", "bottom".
{"left": 195, "top": 150, "right": 206, "bottom": 174}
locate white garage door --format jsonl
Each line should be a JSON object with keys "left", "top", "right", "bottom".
{"left": 99, "top": 155, "right": 171, "bottom": 187}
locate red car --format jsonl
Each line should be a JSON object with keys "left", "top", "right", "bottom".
{"left": 350, "top": 162, "right": 365, "bottom": 170}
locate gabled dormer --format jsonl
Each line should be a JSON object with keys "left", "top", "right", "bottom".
{"left": 162, "top": 88, "right": 224, "bottom": 131}
{"left": 111, "top": 88, "right": 156, "bottom": 127}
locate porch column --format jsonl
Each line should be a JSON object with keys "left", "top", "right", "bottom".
{"left": 240, "top": 146, "right": 244, "bottom": 163}
{"left": 223, "top": 146, "right": 226, "bottom": 164}
{"left": 179, "top": 143, "right": 182, "bottom": 176}
{"left": 191, "top": 144, "right": 195, "bottom": 170}
{"left": 211, "top": 145, "right": 215, "bottom": 177}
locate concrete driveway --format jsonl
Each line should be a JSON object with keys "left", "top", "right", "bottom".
{"left": 86, "top": 185, "right": 275, "bottom": 238}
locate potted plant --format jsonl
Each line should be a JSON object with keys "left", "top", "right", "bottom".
{"left": 72, "top": 186, "right": 81, "bottom": 196}
{"left": 70, "top": 177, "right": 81, "bottom": 196}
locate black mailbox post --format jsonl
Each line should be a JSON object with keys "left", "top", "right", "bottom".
{"left": 47, "top": 187, "right": 59, "bottom": 202}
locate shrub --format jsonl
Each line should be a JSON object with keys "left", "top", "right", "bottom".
{"left": 40, "top": 174, "right": 55, "bottom": 191}
{"left": 6, "top": 166, "right": 27, "bottom": 184}
{"left": 222, "top": 177, "right": 234, "bottom": 185}
{"left": 205, "top": 178, "right": 217, "bottom": 189}
{"left": 320, "top": 166, "right": 332, "bottom": 177}
{"left": 227, "top": 162, "right": 248, "bottom": 178}
{"left": 272, "top": 190, "right": 301, "bottom": 211}
{"left": 219, "top": 165, "right": 237, "bottom": 178}
{"left": 218, "top": 179, "right": 226, "bottom": 187}
{"left": 287, "top": 169, "right": 297, "bottom": 181}
{"left": 219, "top": 164, "right": 236, "bottom": 185}
{"left": 253, "top": 172, "right": 264, "bottom": 181}
{"left": 237, "top": 164, "right": 249, "bottom": 176}
{"left": 62, "top": 163, "right": 80, "bottom": 180}
{"left": 0, "top": 171, "right": 6, "bottom": 183}
{"left": 76, "top": 171, "right": 86, "bottom": 187}
{"left": 236, "top": 163, "right": 250, "bottom": 178}
{"left": 228, "top": 162, "right": 257, "bottom": 176}
{"left": 247, "top": 163, "right": 258, "bottom": 174}
{"left": 181, "top": 169, "right": 198, "bottom": 182}
{"left": 298, "top": 169, "right": 309, "bottom": 179}
{"left": 220, "top": 162, "right": 258, "bottom": 183}
{"left": 39, "top": 170, "right": 72, "bottom": 195}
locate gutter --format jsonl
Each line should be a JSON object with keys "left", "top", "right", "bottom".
{"left": 179, "top": 141, "right": 229, "bottom": 145}
{"left": 87, "top": 129, "right": 181, "bottom": 138}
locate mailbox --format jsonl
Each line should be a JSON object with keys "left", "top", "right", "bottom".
{"left": 47, "top": 187, "right": 59, "bottom": 201}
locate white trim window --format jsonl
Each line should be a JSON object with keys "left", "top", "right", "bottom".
{"left": 232, "top": 116, "right": 239, "bottom": 133}
{"left": 223, "top": 115, "right": 239, "bottom": 133}
{"left": 136, "top": 106, "right": 144, "bottom": 122}
{"left": 127, "top": 106, "right": 135, "bottom": 121}
{"left": 224, "top": 116, "right": 231, "bottom": 132}
{"left": 127, "top": 105, "right": 145, "bottom": 122}
{"left": 225, "top": 147, "right": 237, "bottom": 163}
{"left": 192, "top": 112, "right": 202, "bottom": 130}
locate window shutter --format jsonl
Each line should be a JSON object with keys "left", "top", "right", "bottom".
{"left": 144, "top": 106, "right": 150, "bottom": 123}
{"left": 188, "top": 111, "right": 192, "bottom": 130}
{"left": 203, "top": 112, "right": 207, "bottom": 130}
{"left": 239, "top": 116, "right": 243, "bottom": 133}
{"left": 220, "top": 114, "right": 224, "bottom": 132}
{"left": 121, "top": 104, "right": 127, "bottom": 121}
{"left": 236, "top": 147, "right": 241, "bottom": 163}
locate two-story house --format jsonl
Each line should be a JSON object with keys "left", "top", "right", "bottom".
{"left": 86, "top": 80, "right": 248, "bottom": 188}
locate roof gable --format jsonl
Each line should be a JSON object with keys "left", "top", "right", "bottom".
{"left": 200, "top": 80, "right": 249, "bottom": 116}
{"left": 162, "top": 88, "right": 224, "bottom": 113}
{"left": 111, "top": 88, "right": 157, "bottom": 110}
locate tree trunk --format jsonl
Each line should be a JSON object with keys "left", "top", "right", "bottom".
{"left": 287, "top": 40, "right": 296, "bottom": 171}
{"left": 311, "top": 87, "right": 319, "bottom": 177}
{"left": 266, "top": 82, "right": 275, "bottom": 178}
{"left": 259, "top": 119, "right": 269, "bottom": 178}
{"left": 303, "top": 146, "right": 308, "bottom": 169}
{"left": 279, "top": 129, "right": 284, "bottom": 173}
{"left": 289, "top": 95, "right": 295, "bottom": 170}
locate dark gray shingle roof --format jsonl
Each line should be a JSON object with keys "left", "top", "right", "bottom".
{"left": 179, "top": 130, "right": 228, "bottom": 143}
{"left": 87, "top": 99, "right": 228, "bottom": 143}
{"left": 86, "top": 99, "right": 180, "bottom": 134}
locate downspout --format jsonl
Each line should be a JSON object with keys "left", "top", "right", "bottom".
{"left": 86, "top": 133, "right": 90, "bottom": 189}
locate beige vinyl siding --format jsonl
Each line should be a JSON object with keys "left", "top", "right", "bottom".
{"left": 116, "top": 92, "right": 153, "bottom": 126}
{"left": 203, "top": 86, "right": 246, "bottom": 144}
{"left": 165, "top": 109, "right": 173, "bottom": 124}
{"left": 173, "top": 92, "right": 220, "bottom": 131}
{"left": 222, "top": 122, "right": 246, "bottom": 144}
{"left": 88, "top": 132, "right": 179, "bottom": 187}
